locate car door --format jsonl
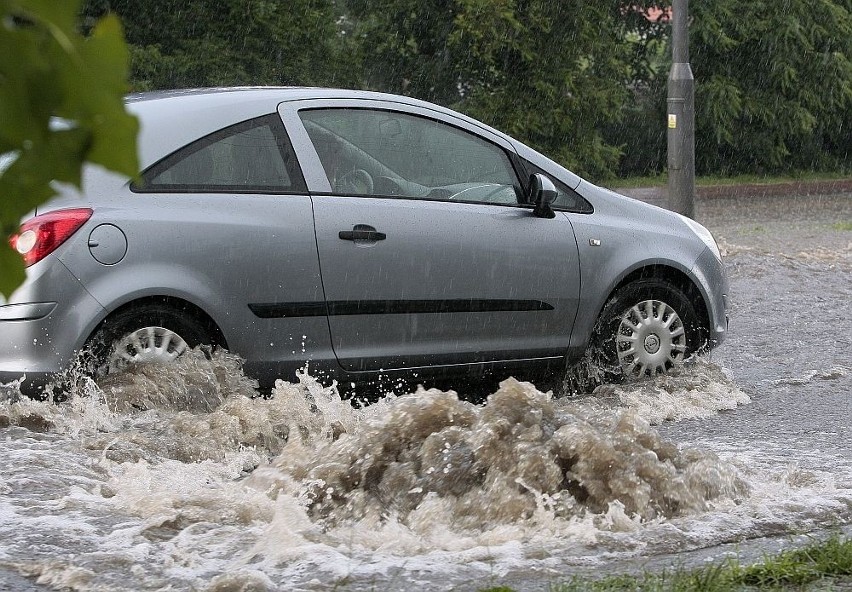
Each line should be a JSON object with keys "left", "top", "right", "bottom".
{"left": 281, "top": 100, "right": 581, "bottom": 373}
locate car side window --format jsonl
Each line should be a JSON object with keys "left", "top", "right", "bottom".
{"left": 523, "top": 161, "right": 593, "bottom": 213}
{"left": 134, "top": 114, "right": 306, "bottom": 193}
{"left": 299, "top": 108, "right": 522, "bottom": 205}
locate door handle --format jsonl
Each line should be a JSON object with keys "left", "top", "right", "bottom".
{"left": 339, "top": 225, "right": 386, "bottom": 242}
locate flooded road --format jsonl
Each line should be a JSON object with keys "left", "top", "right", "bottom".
{"left": 1, "top": 192, "right": 850, "bottom": 591}
{"left": 677, "top": 192, "right": 851, "bottom": 473}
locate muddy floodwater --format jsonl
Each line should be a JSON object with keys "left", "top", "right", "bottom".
{"left": 1, "top": 193, "right": 850, "bottom": 591}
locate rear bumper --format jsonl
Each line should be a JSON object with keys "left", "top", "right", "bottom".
{"left": 0, "top": 259, "right": 106, "bottom": 397}
{"left": 0, "top": 311, "right": 64, "bottom": 397}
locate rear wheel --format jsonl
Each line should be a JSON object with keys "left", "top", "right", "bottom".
{"left": 591, "top": 280, "right": 703, "bottom": 381}
{"left": 108, "top": 326, "right": 189, "bottom": 371}
{"left": 89, "top": 304, "right": 213, "bottom": 377}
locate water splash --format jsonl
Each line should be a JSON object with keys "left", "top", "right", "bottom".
{"left": 252, "top": 376, "right": 748, "bottom": 539}
{"left": 2, "top": 354, "right": 751, "bottom": 528}
{"left": 592, "top": 358, "right": 751, "bottom": 424}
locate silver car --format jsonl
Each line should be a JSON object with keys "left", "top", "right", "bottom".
{"left": 1, "top": 88, "right": 728, "bottom": 397}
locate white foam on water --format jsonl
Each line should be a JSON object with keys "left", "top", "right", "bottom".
{"left": 593, "top": 358, "right": 751, "bottom": 424}
{"left": 768, "top": 365, "right": 849, "bottom": 387}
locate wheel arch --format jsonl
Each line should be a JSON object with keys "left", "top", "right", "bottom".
{"left": 604, "top": 264, "right": 711, "bottom": 347}
{"left": 86, "top": 295, "right": 228, "bottom": 350}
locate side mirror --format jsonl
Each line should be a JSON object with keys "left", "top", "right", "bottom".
{"left": 529, "top": 173, "right": 557, "bottom": 219}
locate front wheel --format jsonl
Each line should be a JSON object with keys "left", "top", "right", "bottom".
{"left": 592, "top": 280, "right": 703, "bottom": 380}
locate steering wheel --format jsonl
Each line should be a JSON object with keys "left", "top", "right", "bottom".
{"left": 336, "top": 169, "right": 374, "bottom": 195}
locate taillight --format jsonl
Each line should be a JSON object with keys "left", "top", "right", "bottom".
{"left": 9, "top": 208, "right": 93, "bottom": 267}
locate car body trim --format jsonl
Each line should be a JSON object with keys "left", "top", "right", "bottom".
{"left": 0, "top": 302, "right": 57, "bottom": 321}
{"left": 248, "top": 299, "right": 555, "bottom": 318}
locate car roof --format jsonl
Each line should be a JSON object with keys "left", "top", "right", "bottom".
{"left": 127, "top": 86, "right": 425, "bottom": 105}
{"left": 126, "top": 87, "right": 511, "bottom": 168}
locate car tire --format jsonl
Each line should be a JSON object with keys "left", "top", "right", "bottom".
{"left": 589, "top": 279, "right": 703, "bottom": 383}
{"left": 88, "top": 304, "right": 212, "bottom": 377}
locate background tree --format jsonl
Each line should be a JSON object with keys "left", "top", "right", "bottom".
{"left": 82, "top": 0, "right": 357, "bottom": 90}
{"left": 690, "top": 0, "right": 852, "bottom": 175}
{"left": 612, "top": 0, "right": 852, "bottom": 177}
{"left": 0, "top": 0, "right": 138, "bottom": 297}
{"left": 603, "top": 5, "right": 670, "bottom": 178}
{"left": 74, "top": 0, "right": 852, "bottom": 181}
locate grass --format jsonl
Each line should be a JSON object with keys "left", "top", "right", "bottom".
{"left": 605, "top": 171, "right": 852, "bottom": 189}
{"left": 832, "top": 221, "right": 852, "bottom": 231}
{"left": 477, "top": 535, "right": 852, "bottom": 592}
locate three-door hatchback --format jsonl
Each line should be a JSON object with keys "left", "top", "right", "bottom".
{"left": 1, "top": 88, "right": 728, "bottom": 397}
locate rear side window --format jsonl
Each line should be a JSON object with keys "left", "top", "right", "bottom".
{"left": 133, "top": 114, "right": 306, "bottom": 193}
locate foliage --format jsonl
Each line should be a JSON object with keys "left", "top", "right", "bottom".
{"left": 0, "top": 0, "right": 138, "bottom": 298}
{"left": 690, "top": 0, "right": 852, "bottom": 175}
{"left": 605, "top": 0, "right": 852, "bottom": 178}
{"left": 82, "top": 0, "right": 358, "bottom": 90}
{"left": 605, "top": 83, "right": 668, "bottom": 178}
{"left": 74, "top": 0, "right": 852, "bottom": 181}
{"left": 449, "top": 0, "right": 631, "bottom": 178}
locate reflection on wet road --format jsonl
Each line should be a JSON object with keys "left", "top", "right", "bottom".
{"left": 0, "top": 193, "right": 850, "bottom": 591}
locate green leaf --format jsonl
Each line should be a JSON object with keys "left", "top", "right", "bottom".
{"left": 0, "top": 242, "right": 25, "bottom": 299}
{"left": 0, "top": 0, "right": 138, "bottom": 296}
